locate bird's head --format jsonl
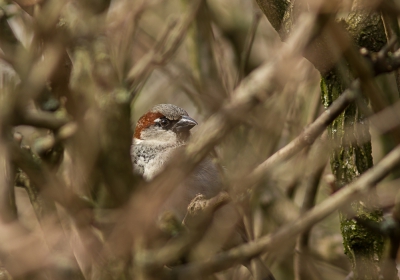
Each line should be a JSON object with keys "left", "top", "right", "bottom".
{"left": 134, "top": 104, "right": 198, "bottom": 144}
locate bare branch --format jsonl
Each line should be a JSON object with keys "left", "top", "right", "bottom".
{"left": 15, "top": 110, "right": 70, "bottom": 131}
{"left": 238, "top": 10, "right": 262, "bottom": 84}
{"left": 126, "top": 0, "right": 202, "bottom": 93}
{"left": 252, "top": 82, "right": 357, "bottom": 179}
{"left": 171, "top": 142, "right": 400, "bottom": 278}
{"left": 108, "top": 14, "right": 319, "bottom": 256}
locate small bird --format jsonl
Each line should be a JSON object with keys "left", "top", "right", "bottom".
{"left": 131, "top": 104, "right": 222, "bottom": 219}
{"left": 131, "top": 104, "right": 275, "bottom": 280}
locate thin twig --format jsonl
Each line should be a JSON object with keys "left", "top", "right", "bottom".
{"left": 9, "top": 142, "right": 104, "bottom": 269}
{"left": 294, "top": 138, "right": 328, "bottom": 280}
{"left": 126, "top": 0, "right": 202, "bottom": 95}
{"left": 136, "top": 192, "right": 231, "bottom": 272}
{"left": 255, "top": 33, "right": 400, "bottom": 179}
{"left": 186, "top": 13, "right": 318, "bottom": 160}
{"left": 252, "top": 81, "right": 358, "bottom": 180}
{"left": 237, "top": 10, "right": 262, "bottom": 84}
{"left": 171, "top": 143, "right": 400, "bottom": 278}
{"left": 381, "top": 8, "right": 400, "bottom": 97}
{"left": 108, "top": 14, "right": 319, "bottom": 257}
{"left": 0, "top": 123, "right": 17, "bottom": 223}
{"left": 379, "top": 0, "right": 400, "bottom": 17}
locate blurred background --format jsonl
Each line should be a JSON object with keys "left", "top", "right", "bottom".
{"left": 2, "top": 0, "right": 400, "bottom": 279}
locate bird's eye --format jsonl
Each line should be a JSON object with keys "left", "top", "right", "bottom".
{"left": 159, "top": 118, "right": 170, "bottom": 127}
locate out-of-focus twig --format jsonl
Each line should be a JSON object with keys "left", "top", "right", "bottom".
{"left": 379, "top": 0, "right": 400, "bottom": 17}
{"left": 294, "top": 137, "right": 328, "bottom": 280}
{"left": 33, "top": 122, "right": 77, "bottom": 157}
{"left": 361, "top": 37, "right": 400, "bottom": 76}
{"left": 109, "top": 13, "right": 319, "bottom": 257}
{"left": 159, "top": 66, "right": 204, "bottom": 111}
{"left": 0, "top": 51, "right": 14, "bottom": 67}
{"left": 136, "top": 192, "right": 231, "bottom": 273}
{"left": 0, "top": 7, "right": 21, "bottom": 60}
{"left": 384, "top": 196, "right": 400, "bottom": 280}
{"left": 252, "top": 81, "right": 358, "bottom": 180}
{"left": 184, "top": 0, "right": 227, "bottom": 113}
{"left": 171, "top": 142, "right": 400, "bottom": 278}
{"left": 9, "top": 142, "right": 104, "bottom": 269}
{"left": 15, "top": 161, "right": 85, "bottom": 280}
{"left": 126, "top": 0, "right": 202, "bottom": 95}
{"left": 15, "top": 110, "right": 69, "bottom": 130}
{"left": 0, "top": 122, "right": 17, "bottom": 224}
{"left": 381, "top": 4, "right": 400, "bottom": 96}
{"left": 254, "top": 34, "right": 400, "bottom": 186}
{"left": 0, "top": 222, "right": 53, "bottom": 277}
{"left": 186, "top": 13, "right": 318, "bottom": 162}
{"left": 238, "top": 10, "right": 262, "bottom": 84}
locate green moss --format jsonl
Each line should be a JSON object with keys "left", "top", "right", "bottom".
{"left": 321, "top": 69, "right": 373, "bottom": 185}
{"left": 259, "top": 1, "right": 388, "bottom": 277}
{"left": 341, "top": 207, "right": 383, "bottom": 257}
{"left": 276, "top": 0, "right": 289, "bottom": 24}
{"left": 340, "top": 206, "right": 384, "bottom": 280}
{"left": 321, "top": 67, "right": 384, "bottom": 278}
{"left": 255, "top": 0, "right": 290, "bottom": 39}
{"left": 346, "top": 12, "right": 386, "bottom": 52}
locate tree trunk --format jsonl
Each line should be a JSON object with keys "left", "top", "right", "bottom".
{"left": 255, "top": 1, "right": 388, "bottom": 278}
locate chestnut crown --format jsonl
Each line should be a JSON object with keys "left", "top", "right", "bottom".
{"left": 134, "top": 104, "right": 198, "bottom": 142}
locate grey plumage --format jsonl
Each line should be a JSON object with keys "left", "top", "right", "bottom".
{"left": 131, "top": 104, "right": 222, "bottom": 219}
{"left": 131, "top": 105, "right": 276, "bottom": 280}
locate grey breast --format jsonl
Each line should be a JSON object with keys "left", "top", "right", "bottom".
{"left": 161, "top": 157, "right": 222, "bottom": 220}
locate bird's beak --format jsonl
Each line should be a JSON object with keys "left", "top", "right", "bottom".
{"left": 174, "top": 115, "right": 198, "bottom": 132}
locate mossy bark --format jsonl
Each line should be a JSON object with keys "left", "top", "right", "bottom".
{"left": 255, "top": 1, "right": 388, "bottom": 278}
{"left": 321, "top": 12, "right": 386, "bottom": 280}
{"left": 321, "top": 71, "right": 384, "bottom": 279}
{"left": 255, "top": 0, "right": 291, "bottom": 40}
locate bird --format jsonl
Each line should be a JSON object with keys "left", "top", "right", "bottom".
{"left": 131, "top": 104, "right": 276, "bottom": 280}
{"left": 131, "top": 104, "right": 222, "bottom": 220}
